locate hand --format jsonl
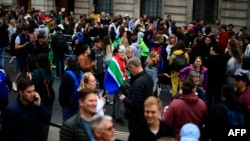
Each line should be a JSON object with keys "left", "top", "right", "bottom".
{"left": 101, "top": 95, "right": 107, "bottom": 103}
{"left": 33, "top": 92, "right": 41, "bottom": 106}
{"left": 26, "top": 72, "right": 32, "bottom": 80}
{"left": 75, "top": 39, "right": 79, "bottom": 45}
{"left": 119, "top": 94, "right": 126, "bottom": 101}
{"left": 164, "top": 73, "right": 171, "bottom": 78}
{"left": 163, "top": 106, "right": 169, "bottom": 112}
{"left": 92, "top": 61, "right": 97, "bottom": 65}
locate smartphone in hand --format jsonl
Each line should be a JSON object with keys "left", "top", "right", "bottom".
{"left": 33, "top": 97, "right": 39, "bottom": 102}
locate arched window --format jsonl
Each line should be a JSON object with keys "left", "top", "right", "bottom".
{"left": 193, "top": 0, "right": 218, "bottom": 23}
{"left": 94, "top": 0, "right": 113, "bottom": 16}
{"left": 141, "top": 0, "right": 162, "bottom": 18}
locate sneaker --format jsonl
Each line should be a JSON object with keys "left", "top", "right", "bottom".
{"left": 106, "top": 99, "right": 113, "bottom": 105}
{"left": 115, "top": 118, "right": 126, "bottom": 126}
{"left": 51, "top": 65, "right": 56, "bottom": 69}
{"left": 12, "top": 82, "right": 17, "bottom": 91}
{"left": 54, "top": 76, "right": 61, "bottom": 80}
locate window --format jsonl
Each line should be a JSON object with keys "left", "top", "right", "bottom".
{"left": 193, "top": 0, "right": 218, "bottom": 23}
{"left": 94, "top": 0, "right": 113, "bottom": 16}
{"left": 141, "top": 0, "right": 162, "bottom": 19}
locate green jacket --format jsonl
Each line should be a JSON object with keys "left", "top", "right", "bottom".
{"left": 32, "top": 68, "right": 54, "bottom": 107}
{"left": 139, "top": 38, "right": 149, "bottom": 57}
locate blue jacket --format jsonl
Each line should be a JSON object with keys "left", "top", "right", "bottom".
{"left": 1, "top": 98, "right": 51, "bottom": 141}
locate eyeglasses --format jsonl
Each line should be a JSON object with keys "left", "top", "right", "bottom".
{"left": 100, "top": 125, "right": 115, "bottom": 131}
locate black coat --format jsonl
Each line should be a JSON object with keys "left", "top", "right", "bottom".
{"left": 1, "top": 99, "right": 51, "bottom": 141}
{"left": 60, "top": 113, "right": 89, "bottom": 141}
{"left": 128, "top": 120, "right": 175, "bottom": 141}
{"left": 123, "top": 70, "right": 154, "bottom": 120}
{"left": 59, "top": 67, "right": 82, "bottom": 108}
{"left": 206, "top": 54, "right": 227, "bottom": 89}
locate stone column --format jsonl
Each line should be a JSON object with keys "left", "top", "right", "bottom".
{"left": 186, "top": 0, "right": 194, "bottom": 24}
{"left": 247, "top": 0, "right": 250, "bottom": 30}
{"left": 114, "top": 0, "right": 138, "bottom": 18}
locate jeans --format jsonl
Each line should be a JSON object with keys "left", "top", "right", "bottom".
{"left": 54, "top": 53, "right": 64, "bottom": 77}
{"left": 112, "top": 89, "right": 122, "bottom": 119}
{"left": 0, "top": 47, "right": 5, "bottom": 68}
{"left": 62, "top": 106, "right": 78, "bottom": 121}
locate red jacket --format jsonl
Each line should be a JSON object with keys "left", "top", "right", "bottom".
{"left": 237, "top": 88, "right": 250, "bottom": 122}
{"left": 218, "top": 31, "right": 229, "bottom": 52}
{"left": 162, "top": 94, "right": 207, "bottom": 139}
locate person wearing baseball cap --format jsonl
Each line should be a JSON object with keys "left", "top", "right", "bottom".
{"left": 232, "top": 68, "right": 250, "bottom": 114}
{"left": 180, "top": 123, "right": 200, "bottom": 141}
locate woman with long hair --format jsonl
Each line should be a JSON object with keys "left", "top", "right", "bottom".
{"left": 77, "top": 45, "right": 95, "bottom": 72}
{"left": 31, "top": 53, "right": 55, "bottom": 141}
{"left": 179, "top": 56, "right": 208, "bottom": 92}
{"left": 145, "top": 51, "right": 160, "bottom": 95}
{"left": 102, "top": 36, "right": 113, "bottom": 67}
{"left": 169, "top": 40, "right": 189, "bottom": 96}
{"left": 119, "top": 36, "right": 130, "bottom": 53}
{"left": 226, "top": 39, "right": 242, "bottom": 84}
{"left": 78, "top": 72, "right": 106, "bottom": 115}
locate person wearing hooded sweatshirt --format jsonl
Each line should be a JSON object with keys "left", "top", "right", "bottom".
{"left": 169, "top": 40, "right": 189, "bottom": 96}
{"left": 130, "top": 35, "right": 141, "bottom": 59}
{"left": 162, "top": 80, "right": 207, "bottom": 140}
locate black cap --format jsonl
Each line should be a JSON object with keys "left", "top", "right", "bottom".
{"left": 231, "top": 69, "right": 250, "bottom": 82}
{"left": 93, "top": 38, "right": 101, "bottom": 43}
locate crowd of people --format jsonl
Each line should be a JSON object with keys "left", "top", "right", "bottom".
{"left": 0, "top": 4, "right": 250, "bottom": 141}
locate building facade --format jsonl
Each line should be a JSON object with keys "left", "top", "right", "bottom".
{"left": 1, "top": 0, "right": 250, "bottom": 30}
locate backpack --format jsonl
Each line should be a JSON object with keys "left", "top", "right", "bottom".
{"left": 38, "top": 69, "right": 55, "bottom": 107}
{"left": 0, "top": 69, "right": 8, "bottom": 100}
{"left": 66, "top": 70, "right": 83, "bottom": 110}
{"left": 172, "top": 53, "right": 188, "bottom": 71}
{"left": 54, "top": 33, "right": 67, "bottom": 54}
{"left": 220, "top": 103, "right": 245, "bottom": 126}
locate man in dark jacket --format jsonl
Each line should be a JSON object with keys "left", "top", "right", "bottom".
{"left": 60, "top": 88, "right": 97, "bottom": 141}
{"left": 33, "top": 34, "right": 49, "bottom": 57}
{"left": 1, "top": 78, "right": 51, "bottom": 141}
{"left": 90, "top": 38, "right": 105, "bottom": 90}
{"left": 59, "top": 55, "right": 83, "bottom": 121}
{"left": 51, "top": 26, "right": 66, "bottom": 78}
{"left": 128, "top": 96, "right": 175, "bottom": 141}
{"left": 119, "top": 57, "right": 154, "bottom": 132}
{"left": 12, "top": 25, "right": 31, "bottom": 92}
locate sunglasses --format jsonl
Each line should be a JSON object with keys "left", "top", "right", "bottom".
{"left": 100, "top": 125, "right": 115, "bottom": 131}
